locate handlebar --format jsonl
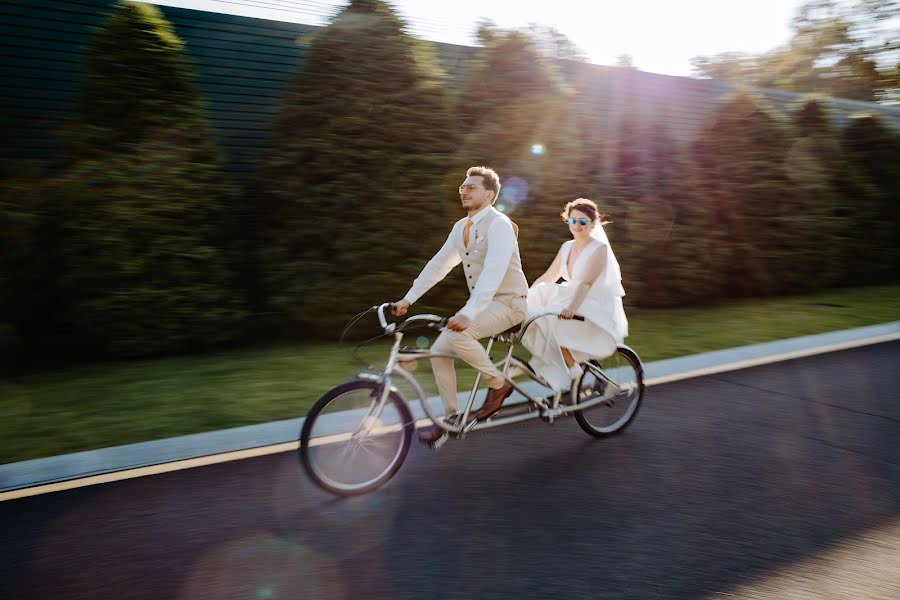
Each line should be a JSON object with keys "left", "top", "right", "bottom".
{"left": 376, "top": 303, "right": 447, "bottom": 334}
{"left": 508, "top": 311, "right": 585, "bottom": 342}
{"left": 375, "top": 303, "right": 393, "bottom": 333}
{"left": 526, "top": 310, "right": 585, "bottom": 322}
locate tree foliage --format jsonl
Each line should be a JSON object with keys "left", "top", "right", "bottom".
{"left": 614, "top": 121, "right": 720, "bottom": 307}
{"left": 49, "top": 1, "right": 246, "bottom": 357}
{"left": 690, "top": 93, "right": 797, "bottom": 297}
{"left": 453, "top": 27, "right": 582, "bottom": 283}
{"left": 0, "top": 172, "right": 36, "bottom": 370}
{"left": 72, "top": 1, "right": 203, "bottom": 152}
{"left": 692, "top": 0, "right": 896, "bottom": 103}
{"left": 840, "top": 112, "right": 900, "bottom": 280}
{"left": 475, "top": 20, "right": 587, "bottom": 63}
{"left": 4, "top": 0, "right": 900, "bottom": 371}
{"left": 261, "top": 0, "right": 454, "bottom": 337}
{"left": 788, "top": 96, "right": 858, "bottom": 287}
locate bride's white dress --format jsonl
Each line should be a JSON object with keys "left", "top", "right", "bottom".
{"left": 521, "top": 238, "right": 628, "bottom": 392}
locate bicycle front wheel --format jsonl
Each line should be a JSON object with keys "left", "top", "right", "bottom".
{"left": 574, "top": 346, "right": 644, "bottom": 437}
{"left": 300, "top": 380, "right": 413, "bottom": 496}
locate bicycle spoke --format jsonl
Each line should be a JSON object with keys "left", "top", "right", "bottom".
{"left": 355, "top": 440, "right": 382, "bottom": 461}
{"left": 301, "top": 381, "right": 412, "bottom": 494}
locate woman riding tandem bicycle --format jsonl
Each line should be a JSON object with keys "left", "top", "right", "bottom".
{"left": 300, "top": 167, "right": 643, "bottom": 496}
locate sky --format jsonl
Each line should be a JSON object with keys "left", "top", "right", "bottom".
{"left": 142, "top": 0, "right": 807, "bottom": 77}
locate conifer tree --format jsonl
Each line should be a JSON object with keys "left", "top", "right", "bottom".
{"left": 691, "top": 92, "right": 797, "bottom": 297}
{"left": 452, "top": 28, "right": 581, "bottom": 283}
{"left": 51, "top": 1, "right": 246, "bottom": 356}
{"left": 840, "top": 113, "right": 900, "bottom": 281}
{"left": 262, "top": 0, "right": 454, "bottom": 337}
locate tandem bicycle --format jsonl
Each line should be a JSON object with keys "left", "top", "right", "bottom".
{"left": 299, "top": 302, "right": 644, "bottom": 496}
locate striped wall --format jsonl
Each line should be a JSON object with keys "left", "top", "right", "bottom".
{"left": 2, "top": 0, "right": 898, "bottom": 180}
{"left": 2, "top": 0, "right": 316, "bottom": 176}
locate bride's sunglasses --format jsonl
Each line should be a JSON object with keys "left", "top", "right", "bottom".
{"left": 567, "top": 217, "right": 591, "bottom": 226}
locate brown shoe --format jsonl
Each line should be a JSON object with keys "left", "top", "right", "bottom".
{"left": 474, "top": 381, "right": 514, "bottom": 420}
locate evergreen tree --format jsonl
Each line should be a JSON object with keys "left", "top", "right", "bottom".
{"left": 0, "top": 101, "right": 69, "bottom": 367}
{"left": 840, "top": 113, "right": 900, "bottom": 281}
{"left": 608, "top": 114, "right": 719, "bottom": 308}
{"left": 0, "top": 170, "right": 33, "bottom": 371}
{"left": 690, "top": 92, "right": 796, "bottom": 297}
{"left": 603, "top": 67, "right": 653, "bottom": 302}
{"left": 50, "top": 1, "right": 246, "bottom": 357}
{"left": 453, "top": 27, "right": 581, "bottom": 283}
{"left": 564, "top": 64, "right": 614, "bottom": 205}
{"left": 657, "top": 152, "right": 722, "bottom": 305}
{"left": 261, "top": 0, "right": 454, "bottom": 337}
{"left": 785, "top": 96, "right": 852, "bottom": 289}
{"left": 622, "top": 122, "right": 691, "bottom": 306}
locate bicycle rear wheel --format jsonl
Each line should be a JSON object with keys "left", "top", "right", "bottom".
{"left": 300, "top": 380, "right": 413, "bottom": 496}
{"left": 573, "top": 346, "right": 644, "bottom": 437}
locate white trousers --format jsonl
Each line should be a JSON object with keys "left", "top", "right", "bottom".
{"left": 430, "top": 295, "right": 527, "bottom": 414}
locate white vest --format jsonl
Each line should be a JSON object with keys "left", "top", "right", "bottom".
{"left": 460, "top": 209, "right": 529, "bottom": 298}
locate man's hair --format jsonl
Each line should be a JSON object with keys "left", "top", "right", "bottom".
{"left": 467, "top": 166, "right": 501, "bottom": 201}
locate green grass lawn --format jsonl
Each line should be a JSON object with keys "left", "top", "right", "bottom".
{"left": 2, "top": 283, "right": 899, "bottom": 465}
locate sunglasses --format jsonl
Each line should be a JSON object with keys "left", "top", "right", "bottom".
{"left": 567, "top": 217, "right": 591, "bottom": 226}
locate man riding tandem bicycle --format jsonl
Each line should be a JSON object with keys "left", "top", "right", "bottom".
{"left": 299, "top": 167, "right": 644, "bottom": 496}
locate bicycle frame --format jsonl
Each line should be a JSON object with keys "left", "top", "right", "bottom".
{"left": 360, "top": 304, "right": 630, "bottom": 441}
{"left": 299, "top": 304, "right": 643, "bottom": 496}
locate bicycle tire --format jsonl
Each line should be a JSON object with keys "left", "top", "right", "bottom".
{"left": 574, "top": 346, "right": 644, "bottom": 437}
{"left": 300, "top": 380, "right": 414, "bottom": 496}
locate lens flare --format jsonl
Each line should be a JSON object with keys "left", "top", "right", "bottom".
{"left": 500, "top": 176, "right": 528, "bottom": 206}
{"left": 179, "top": 534, "right": 347, "bottom": 599}
{"left": 530, "top": 144, "right": 544, "bottom": 156}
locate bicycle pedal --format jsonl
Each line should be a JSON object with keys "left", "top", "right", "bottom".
{"left": 445, "top": 413, "right": 466, "bottom": 426}
{"left": 427, "top": 433, "right": 448, "bottom": 450}
{"left": 540, "top": 407, "right": 562, "bottom": 423}
{"left": 530, "top": 397, "right": 550, "bottom": 410}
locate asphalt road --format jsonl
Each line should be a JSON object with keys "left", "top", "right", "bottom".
{"left": 2, "top": 342, "right": 898, "bottom": 600}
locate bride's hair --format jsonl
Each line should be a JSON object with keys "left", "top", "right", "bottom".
{"left": 560, "top": 198, "right": 611, "bottom": 226}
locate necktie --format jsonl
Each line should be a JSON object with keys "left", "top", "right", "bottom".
{"left": 463, "top": 219, "right": 474, "bottom": 247}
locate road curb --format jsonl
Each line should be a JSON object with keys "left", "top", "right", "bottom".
{"left": 2, "top": 321, "right": 899, "bottom": 499}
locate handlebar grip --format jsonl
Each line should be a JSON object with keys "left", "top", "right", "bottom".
{"left": 573, "top": 315, "right": 585, "bottom": 321}
{"left": 376, "top": 302, "right": 394, "bottom": 332}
